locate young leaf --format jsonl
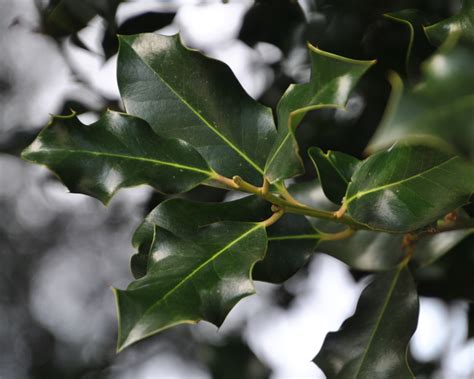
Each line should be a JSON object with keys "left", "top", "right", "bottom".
{"left": 343, "top": 144, "right": 474, "bottom": 232}
{"left": 368, "top": 42, "right": 474, "bottom": 161}
{"left": 308, "top": 147, "right": 360, "bottom": 204}
{"left": 313, "top": 266, "right": 419, "bottom": 378}
{"left": 264, "top": 45, "right": 374, "bottom": 183}
{"left": 114, "top": 220, "right": 267, "bottom": 351}
{"left": 131, "top": 197, "right": 318, "bottom": 284}
{"left": 424, "top": 0, "right": 474, "bottom": 45}
{"left": 117, "top": 33, "right": 276, "bottom": 185}
{"left": 21, "top": 111, "right": 213, "bottom": 204}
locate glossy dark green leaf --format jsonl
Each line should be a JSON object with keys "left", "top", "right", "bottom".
{"left": 117, "top": 33, "right": 276, "bottom": 185}
{"left": 424, "top": 0, "right": 474, "bottom": 45}
{"left": 264, "top": 46, "right": 374, "bottom": 182}
{"left": 131, "top": 196, "right": 316, "bottom": 284}
{"left": 21, "top": 111, "right": 213, "bottom": 204}
{"left": 314, "top": 266, "right": 419, "bottom": 378}
{"left": 131, "top": 196, "right": 270, "bottom": 279}
{"left": 344, "top": 144, "right": 474, "bottom": 232}
{"left": 114, "top": 217, "right": 267, "bottom": 351}
{"left": 308, "top": 147, "right": 360, "bottom": 204}
{"left": 368, "top": 41, "right": 474, "bottom": 161}
{"left": 276, "top": 181, "right": 406, "bottom": 272}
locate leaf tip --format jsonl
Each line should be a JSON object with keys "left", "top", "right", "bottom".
{"left": 306, "top": 42, "right": 377, "bottom": 67}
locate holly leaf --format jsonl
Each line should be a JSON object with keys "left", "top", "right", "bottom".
{"left": 308, "top": 147, "right": 360, "bottom": 204}
{"left": 131, "top": 196, "right": 317, "bottom": 285}
{"left": 424, "top": 0, "right": 474, "bottom": 45}
{"left": 368, "top": 41, "right": 474, "bottom": 161}
{"left": 313, "top": 265, "right": 419, "bottom": 378}
{"left": 114, "top": 218, "right": 267, "bottom": 351}
{"left": 343, "top": 144, "right": 474, "bottom": 232}
{"left": 117, "top": 33, "right": 276, "bottom": 185}
{"left": 264, "top": 45, "right": 374, "bottom": 183}
{"left": 21, "top": 111, "right": 213, "bottom": 204}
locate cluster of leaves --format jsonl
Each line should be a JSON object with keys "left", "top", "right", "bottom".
{"left": 23, "top": 0, "right": 474, "bottom": 375}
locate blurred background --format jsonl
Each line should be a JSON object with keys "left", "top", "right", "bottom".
{"left": 1, "top": 0, "right": 473, "bottom": 378}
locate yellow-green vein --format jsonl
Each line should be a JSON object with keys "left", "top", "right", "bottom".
{"left": 36, "top": 148, "right": 214, "bottom": 176}
{"left": 355, "top": 266, "right": 404, "bottom": 378}
{"left": 124, "top": 223, "right": 263, "bottom": 340}
{"left": 345, "top": 157, "right": 458, "bottom": 205}
{"left": 122, "top": 38, "right": 265, "bottom": 176}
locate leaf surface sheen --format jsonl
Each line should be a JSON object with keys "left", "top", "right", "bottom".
{"left": 345, "top": 144, "right": 474, "bottom": 232}
{"left": 22, "top": 111, "right": 212, "bottom": 204}
{"left": 117, "top": 33, "right": 276, "bottom": 185}
{"left": 314, "top": 266, "right": 419, "bottom": 379}
{"left": 115, "top": 218, "right": 267, "bottom": 351}
{"left": 131, "top": 196, "right": 319, "bottom": 285}
{"left": 264, "top": 45, "right": 374, "bottom": 182}
{"left": 424, "top": 0, "right": 474, "bottom": 45}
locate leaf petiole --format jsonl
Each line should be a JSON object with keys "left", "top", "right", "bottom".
{"left": 320, "top": 228, "right": 355, "bottom": 241}
{"left": 212, "top": 174, "right": 360, "bottom": 228}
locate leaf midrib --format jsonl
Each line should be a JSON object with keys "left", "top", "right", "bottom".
{"left": 326, "top": 152, "right": 351, "bottom": 185}
{"left": 354, "top": 267, "right": 403, "bottom": 378}
{"left": 265, "top": 103, "right": 341, "bottom": 173}
{"left": 345, "top": 156, "right": 457, "bottom": 204}
{"left": 268, "top": 234, "right": 320, "bottom": 241}
{"left": 126, "top": 223, "right": 263, "bottom": 339}
{"left": 122, "top": 38, "right": 265, "bottom": 176}
{"left": 38, "top": 148, "right": 213, "bottom": 175}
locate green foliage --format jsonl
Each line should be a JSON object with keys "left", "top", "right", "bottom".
{"left": 22, "top": 111, "right": 213, "bottom": 204}
{"left": 22, "top": 2, "right": 474, "bottom": 375}
{"left": 264, "top": 46, "right": 374, "bottom": 182}
{"left": 117, "top": 33, "right": 276, "bottom": 185}
{"left": 314, "top": 266, "right": 419, "bottom": 378}
{"left": 115, "top": 208, "right": 267, "bottom": 351}
{"left": 343, "top": 144, "right": 474, "bottom": 232}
